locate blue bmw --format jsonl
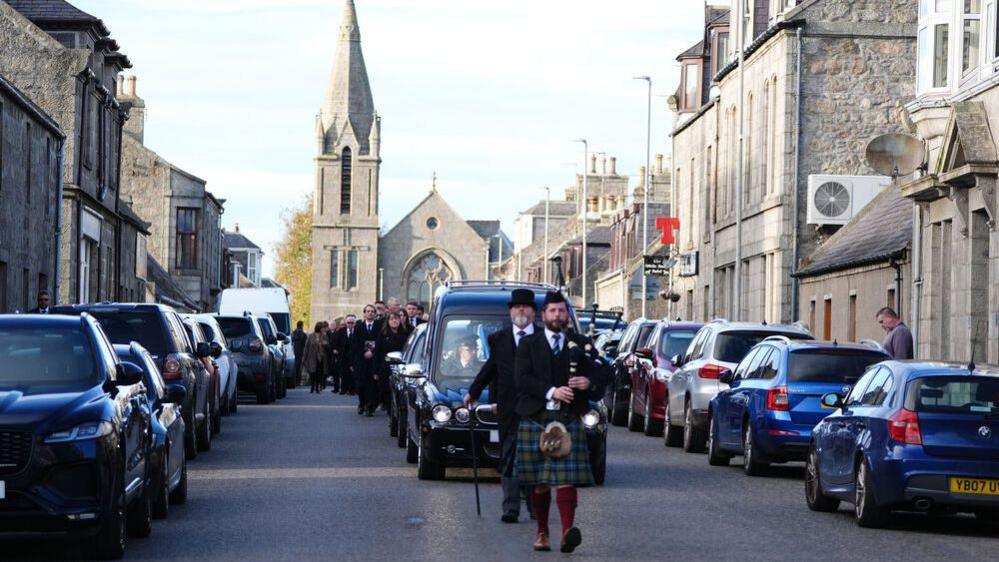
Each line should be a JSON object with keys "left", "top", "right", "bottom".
{"left": 806, "top": 361, "right": 999, "bottom": 527}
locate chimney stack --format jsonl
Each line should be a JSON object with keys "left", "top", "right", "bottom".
{"left": 119, "top": 75, "right": 146, "bottom": 143}
{"left": 655, "top": 154, "right": 664, "bottom": 175}
{"left": 600, "top": 156, "right": 607, "bottom": 175}
{"left": 234, "top": 223, "right": 240, "bottom": 233}
{"left": 589, "top": 154, "right": 597, "bottom": 174}
{"left": 116, "top": 76, "right": 124, "bottom": 97}
{"left": 127, "top": 75, "right": 137, "bottom": 97}
{"left": 610, "top": 157, "right": 617, "bottom": 175}
{"left": 639, "top": 166, "right": 647, "bottom": 188}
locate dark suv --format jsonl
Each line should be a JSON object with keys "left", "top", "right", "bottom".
{"left": 403, "top": 281, "right": 609, "bottom": 484}
{"left": 0, "top": 314, "right": 154, "bottom": 559}
{"left": 216, "top": 314, "right": 277, "bottom": 404}
{"left": 605, "top": 319, "right": 658, "bottom": 426}
{"left": 53, "top": 303, "right": 212, "bottom": 460}
{"left": 255, "top": 315, "right": 288, "bottom": 399}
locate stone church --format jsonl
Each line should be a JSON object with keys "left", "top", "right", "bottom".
{"left": 311, "top": 0, "right": 511, "bottom": 322}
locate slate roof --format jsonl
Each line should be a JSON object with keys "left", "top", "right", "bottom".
{"left": 707, "top": 7, "right": 730, "bottom": 26}
{"left": 677, "top": 40, "right": 705, "bottom": 61}
{"left": 6, "top": 0, "right": 108, "bottom": 34}
{"left": 521, "top": 200, "right": 577, "bottom": 216}
{"left": 146, "top": 254, "right": 197, "bottom": 312}
{"left": 795, "top": 187, "right": 912, "bottom": 277}
{"left": 467, "top": 220, "right": 514, "bottom": 260}
{"left": 567, "top": 226, "right": 613, "bottom": 246}
{"left": 223, "top": 230, "right": 261, "bottom": 251}
{"left": 118, "top": 201, "right": 150, "bottom": 235}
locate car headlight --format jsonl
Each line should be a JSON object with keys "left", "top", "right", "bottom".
{"left": 454, "top": 407, "right": 471, "bottom": 424}
{"left": 431, "top": 404, "right": 452, "bottom": 423}
{"left": 582, "top": 410, "right": 601, "bottom": 429}
{"left": 45, "top": 421, "right": 114, "bottom": 444}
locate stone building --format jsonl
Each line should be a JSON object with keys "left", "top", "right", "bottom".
{"left": 0, "top": 0, "right": 143, "bottom": 305}
{"left": 223, "top": 225, "right": 263, "bottom": 288}
{"left": 668, "top": 0, "right": 917, "bottom": 325}
{"left": 899, "top": 0, "right": 999, "bottom": 361}
{"left": 118, "top": 76, "right": 225, "bottom": 312}
{"left": 310, "top": 0, "right": 510, "bottom": 321}
{"left": 594, "top": 201, "right": 671, "bottom": 318}
{"left": 0, "top": 72, "right": 65, "bottom": 312}
{"left": 513, "top": 200, "right": 576, "bottom": 253}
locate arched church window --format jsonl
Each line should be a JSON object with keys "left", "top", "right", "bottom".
{"left": 340, "top": 147, "right": 352, "bottom": 214}
{"left": 406, "top": 253, "right": 452, "bottom": 305}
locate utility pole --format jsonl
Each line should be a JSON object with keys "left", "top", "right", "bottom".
{"left": 574, "top": 139, "right": 589, "bottom": 306}
{"left": 733, "top": 0, "right": 746, "bottom": 322}
{"left": 635, "top": 75, "right": 652, "bottom": 318}
{"left": 543, "top": 186, "right": 551, "bottom": 284}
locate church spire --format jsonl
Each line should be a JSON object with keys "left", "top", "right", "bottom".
{"left": 320, "top": 0, "right": 376, "bottom": 154}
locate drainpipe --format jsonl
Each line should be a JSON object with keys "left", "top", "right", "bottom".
{"left": 890, "top": 255, "right": 903, "bottom": 315}
{"left": 53, "top": 139, "right": 66, "bottom": 306}
{"left": 790, "top": 26, "right": 804, "bottom": 322}
{"left": 911, "top": 205, "right": 922, "bottom": 357}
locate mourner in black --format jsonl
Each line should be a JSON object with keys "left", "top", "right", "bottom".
{"left": 465, "top": 288, "right": 537, "bottom": 524}
{"left": 405, "top": 301, "right": 425, "bottom": 331}
{"left": 514, "top": 291, "right": 601, "bottom": 553}
{"left": 292, "top": 321, "right": 308, "bottom": 383}
{"left": 334, "top": 315, "right": 357, "bottom": 395}
{"left": 351, "top": 305, "right": 383, "bottom": 416}
{"left": 27, "top": 290, "right": 51, "bottom": 314}
{"left": 375, "top": 311, "right": 408, "bottom": 411}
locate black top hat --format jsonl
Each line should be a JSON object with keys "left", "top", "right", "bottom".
{"left": 508, "top": 288, "right": 537, "bottom": 309}
{"left": 543, "top": 290, "right": 567, "bottom": 308}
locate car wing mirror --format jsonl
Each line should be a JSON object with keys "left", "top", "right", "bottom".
{"left": 670, "top": 353, "right": 683, "bottom": 367}
{"left": 195, "top": 342, "right": 212, "bottom": 359}
{"left": 209, "top": 341, "right": 223, "bottom": 359}
{"left": 385, "top": 351, "right": 404, "bottom": 365}
{"left": 118, "top": 363, "right": 143, "bottom": 386}
{"left": 718, "top": 369, "right": 735, "bottom": 385}
{"left": 820, "top": 393, "right": 845, "bottom": 410}
{"left": 164, "top": 384, "right": 187, "bottom": 404}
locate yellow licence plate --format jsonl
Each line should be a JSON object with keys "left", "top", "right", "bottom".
{"left": 950, "top": 477, "right": 999, "bottom": 495}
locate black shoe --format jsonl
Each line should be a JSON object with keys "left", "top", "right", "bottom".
{"left": 561, "top": 527, "right": 581, "bottom": 553}
{"left": 365, "top": 411, "right": 374, "bottom": 417}
{"left": 357, "top": 407, "right": 364, "bottom": 415}
{"left": 500, "top": 510, "right": 518, "bottom": 523}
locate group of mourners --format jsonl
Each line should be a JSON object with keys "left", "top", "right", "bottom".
{"left": 294, "top": 290, "right": 607, "bottom": 554}
{"left": 292, "top": 297, "right": 426, "bottom": 416}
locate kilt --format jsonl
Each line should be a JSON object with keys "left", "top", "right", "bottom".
{"left": 515, "top": 410, "right": 594, "bottom": 486}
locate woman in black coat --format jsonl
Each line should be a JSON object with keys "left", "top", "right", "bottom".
{"left": 375, "top": 311, "right": 409, "bottom": 413}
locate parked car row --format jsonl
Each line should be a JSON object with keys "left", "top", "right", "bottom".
{"left": 603, "top": 314, "right": 999, "bottom": 528}
{"left": 0, "top": 302, "right": 286, "bottom": 559}
{"left": 379, "top": 281, "right": 609, "bottom": 485}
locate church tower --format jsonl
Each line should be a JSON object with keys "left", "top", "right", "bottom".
{"left": 311, "top": 0, "right": 382, "bottom": 322}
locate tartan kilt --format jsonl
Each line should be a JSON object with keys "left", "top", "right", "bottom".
{"left": 515, "top": 410, "right": 594, "bottom": 486}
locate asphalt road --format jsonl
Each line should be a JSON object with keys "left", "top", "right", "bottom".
{"left": 6, "top": 388, "right": 999, "bottom": 561}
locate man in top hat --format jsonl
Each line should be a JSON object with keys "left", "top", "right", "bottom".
{"left": 514, "top": 290, "right": 602, "bottom": 553}
{"left": 465, "top": 288, "right": 537, "bottom": 523}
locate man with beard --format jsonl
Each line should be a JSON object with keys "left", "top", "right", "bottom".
{"left": 514, "top": 291, "right": 600, "bottom": 553}
{"left": 352, "top": 304, "right": 383, "bottom": 415}
{"left": 465, "top": 288, "right": 537, "bottom": 524}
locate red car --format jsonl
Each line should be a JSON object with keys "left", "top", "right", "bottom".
{"left": 627, "top": 321, "right": 703, "bottom": 436}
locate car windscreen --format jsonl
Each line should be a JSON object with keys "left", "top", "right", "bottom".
{"left": 85, "top": 309, "right": 172, "bottom": 356}
{"left": 0, "top": 327, "right": 97, "bottom": 393}
{"left": 217, "top": 317, "right": 253, "bottom": 339}
{"left": 661, "top": 330, "right": 697, "bottom": 359}
{"left": 714, "top": 331, "right": 810, "bottom": 363}
{"left": 270, "top": 313, "right": 291, "bottom": 335}
{"left": 906, "top": 376, "right": 999, "bottom": 415}
{"left": 787, "top": 349, "right": 887, "bottom": 383}
{"left": 433, "top": 316, "right": 507, "bottom": 391}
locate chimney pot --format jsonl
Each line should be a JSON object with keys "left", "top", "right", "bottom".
{"left": 600, "top": 156, "right": 607, "bottom": 175}
{"left": 589, "top": 154, "right": 597, "bottom": 174}
{"left": 656, "top": 154, "right": 664, "bottom": 175}
{"left": 610, "top": 157, "right": 617, "bottom": 175}
{"left": 127, "top": 75, "right": 137, "bottom": 97}
{"left": 234, "top": 223, "right": 240, "bottom": 233}
{"left": 116, "top": 76, "right": 124, "bottom": 96}
{"left": 639, "top": 166, "right": 647, "bottom": 188}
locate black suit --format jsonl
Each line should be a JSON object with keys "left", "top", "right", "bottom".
{"left": 27, "top": 308, "right": 50, "bottom": 314}
{"left": 351, "top": 320, "right": 382, "bottom": 411}
{"left": 515, "top": 330, "right": 602, "bottom": 419}
{"left": 334, "top": 327, "right": 355, "bottom": 393}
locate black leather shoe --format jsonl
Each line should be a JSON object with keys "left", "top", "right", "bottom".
{"left": 500, "top": 510, "right": 518, "bottom": 523}
{"left": 365, "top": 410, "right": 374, "bottom": 417}
{"left": 561, "top": 527, "right": 582, "bottom": 553}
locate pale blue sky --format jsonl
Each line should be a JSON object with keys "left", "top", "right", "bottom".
{"left": 76, "top": 0, "right": 706, "bottom": 275}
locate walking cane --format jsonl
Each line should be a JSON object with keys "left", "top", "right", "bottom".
{"left": 468, "top": 409, "right": 482, "bottom": 517}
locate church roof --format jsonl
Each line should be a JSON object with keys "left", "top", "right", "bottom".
{"left": 321, "top": 0, "right": 376, "bottom": 155}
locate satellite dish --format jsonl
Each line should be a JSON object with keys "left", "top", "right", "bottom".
{"left": 865, "top": 133, "right": 926, "bottom": 178}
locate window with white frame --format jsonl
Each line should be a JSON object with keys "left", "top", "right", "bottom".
{"left": 247, "top": 252, "right": 259, "bottom": 285}
{"left": 918, "top": 0, "right": 952, "bottom": 93}
{"left": 963, "top": 0, "right": 982, "bottom": 75}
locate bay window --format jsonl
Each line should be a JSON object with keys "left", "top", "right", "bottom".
{"left": 918, "top": 0, "right": 952, "bottom": 92}
{"left": 963, "top": 0, "right": 981, "bottom": 75}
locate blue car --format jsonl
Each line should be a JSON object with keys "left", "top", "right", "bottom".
{"left": 114, "top": 343, "right": 188, "bottom": 519}
{"left": 806, "top": 361, "right": 999, "bottom": 527}
{"left": 708, "top": 337, "right": 888, "bottom": 476}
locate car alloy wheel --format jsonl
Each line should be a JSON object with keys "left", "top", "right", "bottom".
{"left": 152, "top": 453, "right": 170, "bottom": 519}
{"left": 854, "top": 460, "right": 888, "bottom": 527}
{"left": 805, "top": 446, "right": 839, "bottom": 512}
{"left": 742, "top": 425, "right": 767, "bottom": 476}
{"left": 707, "top": 415, "right": 729, "bottom": 466}
{"left": 663, "top": 398, "right": 682, "bottom": 447}
{"left": 627, "top": 394, "right": 643, "bottom": 432}
{"left": 682, "top": 402, "right": 706, "bottom": 453}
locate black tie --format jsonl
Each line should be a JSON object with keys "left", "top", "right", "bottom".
{"left": 516, "top": 330, "right": 526, "bottom": 347}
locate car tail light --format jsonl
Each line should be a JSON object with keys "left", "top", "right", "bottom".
{"left": 766, "top": 386, "right": 789, "bottom": 411}
{"left": 698, "top": 364, "right": 726, "bottom": 379}
{"left": 162, "top": 356, "right": 182, "bottom": 382}
{"left": 888, "top": 409, "right": 922, "bottom": 445}
{"left": 248, "top": 338, "right": 263, "bottom": 353}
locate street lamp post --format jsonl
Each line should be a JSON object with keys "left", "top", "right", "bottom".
{"left": 574, "top": 139, "right": 589, "bottom": 307}
{"left": 634, "top": 75, "right": 652, "bottom": 319}
{"left": 542, "top": 186, "right": 551, "bottom": 284}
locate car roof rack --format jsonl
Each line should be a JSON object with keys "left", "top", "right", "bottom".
{"left": 763, "top": 335, "right": 793, "bottom": 345}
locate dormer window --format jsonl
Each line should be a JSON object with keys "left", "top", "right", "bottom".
{"left": 683, "top": 63, "right": 701, "bottom": 110}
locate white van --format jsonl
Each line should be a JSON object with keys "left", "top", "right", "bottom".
{"left": 218, "top": 288, "right": 296, "bottom": 382}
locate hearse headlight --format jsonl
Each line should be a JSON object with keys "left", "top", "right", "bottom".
{"left": 45, "top": 421, "right": 114, "bottom": 443}
{"left": 582, "top": 410, "right": 601, "bottom": 429}
{"left": 454, "top": 407, "right": 471, "bottom": 424}
{"left": 432, "top": 404, "right": 452, "bottom": 423}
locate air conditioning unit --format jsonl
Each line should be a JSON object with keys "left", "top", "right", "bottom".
{"left": 806, "top": 175, "right": 890, "bottom": 226}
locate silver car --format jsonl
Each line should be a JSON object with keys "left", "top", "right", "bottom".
{"left": 190, "top": 314, "right": 240, "bottom": 416}
{"left": 663, "top": 320, "right": 812, "bottom": 453}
